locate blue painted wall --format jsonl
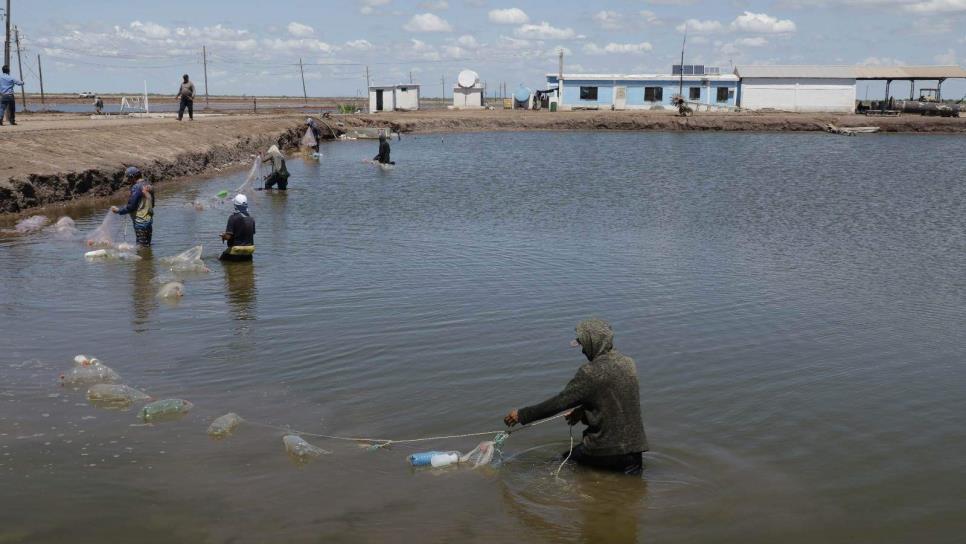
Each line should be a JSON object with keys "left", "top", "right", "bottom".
{"left": 553, "top": 77, "right": 738, "bottom": 107}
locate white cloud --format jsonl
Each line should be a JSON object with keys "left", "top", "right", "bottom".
{"left": 404, "top": 13, "right": 453, "bottom": 32}
{"left": 129, "top": 21, "right": 170, "bottom": 39}
{"left": 584, "top": 42, "right": 654, "bottom": 55}
{"left": 488, "top": 8, "right": 530, "bottom": 24}
{"left": 345, "top": 39, "right": 374, "bottom": 50}
{"left": 730, "top": 12, "right": 797, "bottom": 33}
{"left": 287, "top": 22, "right": 314, "bottom": 37}
{"left": 736, "top": 37, "right": 768, "bottom": 47}
{"left": 905, "top": 0, "right": 966, "bottom": 13}
{"left": 456, "top": 34, "right": 480, "bottom": 48}
{"left": 640, "top": 10, "right": 662, "bottom": 24}
{"left": 592, "top": 10, "right": 623, "bottom": 30}
{"left": 262, "top": 38, "right": 334, "bottom": 54}
{"left": 514, "top": 21, "right": 575, "bottom": 39}
{"left": 860, "top": 56, "right": 906, "bottom": 66}
{"left": 676, "top": 19, "right": 724, "bottom": 33}
{"left": 418, "top": 0, "right": 449, "bottom": 9}
{"left": 933, "top": 48, "right": 958, "bottom": 64}
{"left": 360, "top": 0, "right": 391, "bottom": 15}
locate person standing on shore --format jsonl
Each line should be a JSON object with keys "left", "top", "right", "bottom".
{"left": 219, "top": 194, "right": 255, "bottom": 261}
{"left": 176, "top": 74, "right": 195, "bottom": 121}
{"left": 503, "top": 318, "right": 648, "bottom": 475}
{"left": 1, "top": 65, "right": 25, "bottom": 126}
{"left": 94, "top": 96, "right": 104, "bottom": 115}
{"left": 111, "top": 167, "right": 155, "bottom": 246}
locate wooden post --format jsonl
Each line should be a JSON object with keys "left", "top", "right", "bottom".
{"left": 253, "top": 96, "right": 257, "bottom": 113}
{"left": 37, "top": 54, "right": 45, "bottom": 105}
{"left": 202, "top": 45, "right": 209, "bottom": 107}
{"left": 299, "top": 57, "right": 307, "bottom": 105}
{"left": 14, "top": 25, "right": 25, "bottom": 108}
{"left": 4, "top": 0, "right": 10, "bottom": 68}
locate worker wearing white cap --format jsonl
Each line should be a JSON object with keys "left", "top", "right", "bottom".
{"left": 219, "top": 194, "right": 255, "bottom": 261}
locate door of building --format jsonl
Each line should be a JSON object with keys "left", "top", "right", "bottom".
{"left": 614, "top": 86, "right": 627, "bottom": 110}
{"left": 376, "top": 90, "right": 384, "bottom": 111}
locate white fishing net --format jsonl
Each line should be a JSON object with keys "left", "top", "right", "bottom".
{"left": 301, "top": 127, "right": 317, "bottom": 149}
{"left": 85, "top": 211, "right": 124, "bottom": 248}
{"left": 160, "top": 245, "right": 209, "bottom": 273}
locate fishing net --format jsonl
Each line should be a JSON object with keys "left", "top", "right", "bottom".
{"left": 283, "top": 435, "right": 330, "bottom": 465}
{"left": 460, "top": 441, "right": 499, "bottom": 468}
{"left": 139, "top": 399, "right": 193, "bottom": 423}
{"left": 5, "top": 215, "right": 49, "bottom": 234}
{"left": 207, "top": 413, "right": 244, "bottom": 439}
{"left": 86, "top": 384, "right": 152, "bottom": 409}
{"left": 301, "top": 127, "right": 317, "bottom": 149}
{"left": 160, "top": 245, "right": 209, "bottom": 273}
{"left": 86, "top": 211, "right": 124, "bottom": 247}
{"left": 234, "top": 155, "right": 261, "bottom": 204}
{"left": 156, "top": 281, "right": 185, "bottom": 299}
{"left": 84, "top": 248, "right": 141, "bottom": 261}
{"left": 51, "top": 217, "right": 78, "bottom": 240}
{"left": 60, "top": 355, "right": 121, "bottom": 388}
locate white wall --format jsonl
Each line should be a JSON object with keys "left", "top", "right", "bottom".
{"left": 740, "top": 78, "right": 856, "bottom": 113}
{"left": 395, "top": 87, "right": 420, "bottom": 110}
{"left": 453, "top": 87, "right": 483, "bottom": 109}
{"left": 368, "top": 88, "right": 396, "bottom": 112}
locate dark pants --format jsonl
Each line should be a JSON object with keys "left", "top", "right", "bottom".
{"left": 178, "top": 97, "right": 194, "bottom": 120}
{"left": 219, "top": 249, "right": 252, "bottom": 262}
{"left": 133, "top": 221, "right": 153, "bottom": 246}
{"left": 264, "top": 172, "right": 288, "bottom": 190}
{"left": 564, "top": 445, "right": 644, "bottom": 475}
{"left": 1, "top": 95, "right": 15, "bottom": 124}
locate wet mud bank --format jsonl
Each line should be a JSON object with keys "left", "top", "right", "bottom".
{"left": 0, "top": 116, "right": 314, "bottom": 216}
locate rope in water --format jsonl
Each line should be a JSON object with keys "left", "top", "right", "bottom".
{"left": 554, "top": 425, "right": 575, "bottom": 478}
{"left": 245, "top": 411, "right": 569, "bottom": 449}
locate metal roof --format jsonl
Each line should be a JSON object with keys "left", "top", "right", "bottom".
{"left": 853, "top": 65, "right": 966, "bottom": 79}
{"left": 545, "top": 73, "right": 739, "bottom": 81}
{"left": 735, "top": 65, "right": 966, "bottom": 80}
{"left": 735, "top": 65, "right": 856, "bottom": 79}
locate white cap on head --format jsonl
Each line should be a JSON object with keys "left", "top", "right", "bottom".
{"left": 233, "top": 194, "right": 248, "bottom": 206}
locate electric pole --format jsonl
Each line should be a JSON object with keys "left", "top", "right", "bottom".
{"left": 4, "top": 0, "right": 10, "bottom": 68}
{"left": 365, "top": 65, "right": 370, "bottom": 89}
{"left": 441, "top": 75, "right": 445, "bottom": 100}
{"left": 202, "top": 45, "right": 209, "bottom": 107}
{"left": 14, "top": 24, "right": 24, "bottom": 108}
{"left": 37, "top": 53, "right": 44, "bottom": 105}
{"left": 409, "top": 71, "right": 413, "bottom": 84}
{"left": 298, "top": 57, "right": 307, "bottom": 105}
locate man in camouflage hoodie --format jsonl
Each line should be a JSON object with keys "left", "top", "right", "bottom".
{"left": 505, "top": 318, "right": 648, "bottom": 474}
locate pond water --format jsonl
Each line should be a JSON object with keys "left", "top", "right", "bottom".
{"left": 1, "top": 131, "right": 965, "bottom": 543}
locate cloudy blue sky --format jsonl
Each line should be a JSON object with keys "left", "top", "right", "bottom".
{"left": 10, "top": 0, "right": 966, "bottom": 98}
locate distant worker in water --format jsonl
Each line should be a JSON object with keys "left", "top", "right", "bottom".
{"left": 176, "top": 74, "right": 195, "bottom": 121}
{"left": 262, "top": 145, "right": 290, "bottom": 190}
{"left": 219, "top": 194, "right": 255, "bottom": 261}
{"left": 504, "top": 318, "right": 648, "bottom": 475}
{"left": 373, "top": 133, "right": 393, "bottom": 165}
{"left": 305, "top": 117, "right": 321, "bottom": 152}
{"left": 111, "top": 166, "right": 155, "bottom": 246}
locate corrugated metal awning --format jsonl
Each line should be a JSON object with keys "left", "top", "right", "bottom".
{"left": 853, "top": 65, "right": 966, "bottom": 79}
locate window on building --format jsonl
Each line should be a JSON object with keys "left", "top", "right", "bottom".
{"left": 579, "top": 86, "right": 598, "bottom": 100}
{"left": 644, "top": 87, "right": 663, "bottom": 102}
{"left": 689, "top": 87, "right": 701, "bottom": 100}
{"left": 717, "top": 87, "right": 730, "bottom": 102}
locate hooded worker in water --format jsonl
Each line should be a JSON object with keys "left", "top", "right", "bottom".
{"left": 373, "top": 133, "right": 392, "bottom": 165}
{"left": 262, "top": 145, "right": 289, "bottom": 190}
{"left": 504, "top": 318, "right": 648, "bottom": 475}
{"left": 219, "top": 194, "right": 255, "bottom": 261}
{"left": 111, "top": 166, "right": 155, "bottom": 246}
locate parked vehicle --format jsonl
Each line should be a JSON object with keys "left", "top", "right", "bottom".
{"left": 78, "top": 91, "right": 96, "bottom": 98}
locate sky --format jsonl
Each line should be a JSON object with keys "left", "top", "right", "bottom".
{"left": 7, "top": 0, "right": 966, "bottom": 98}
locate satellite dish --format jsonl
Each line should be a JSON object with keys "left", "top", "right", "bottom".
{"left": 457, "top": 70, "right": 479, "bottom": 88}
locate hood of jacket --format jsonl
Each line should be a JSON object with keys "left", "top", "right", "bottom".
{"left": 575, "top": 318, "right": 614, "bottom": 361}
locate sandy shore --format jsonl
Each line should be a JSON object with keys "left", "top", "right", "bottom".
{"left": 2, "top": 108, "right": 963, "bottom": 215}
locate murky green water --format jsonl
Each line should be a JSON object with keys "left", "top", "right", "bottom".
{"left": 2, "top": 132, "right": 965, "bottom": 543}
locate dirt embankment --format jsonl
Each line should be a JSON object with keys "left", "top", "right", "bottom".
{"left": 343, "top": 109, "right": 966, "bottom": 134}
{"left": 0, "top": 114, "right": 315, "bottom": 214}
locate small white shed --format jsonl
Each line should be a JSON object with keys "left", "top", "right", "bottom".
{"left": 452, "top": 69, "right": 484, "bottom": 110}
{"left": 369, "top": 85, "right": 420, "bottom": 112}
{"left": 736, "top": 66, "right": 857, "bottom": 113}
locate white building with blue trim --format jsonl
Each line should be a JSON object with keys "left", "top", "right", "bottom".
{"left": 547, "top": 65, "right": 739, "bottom": 111}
